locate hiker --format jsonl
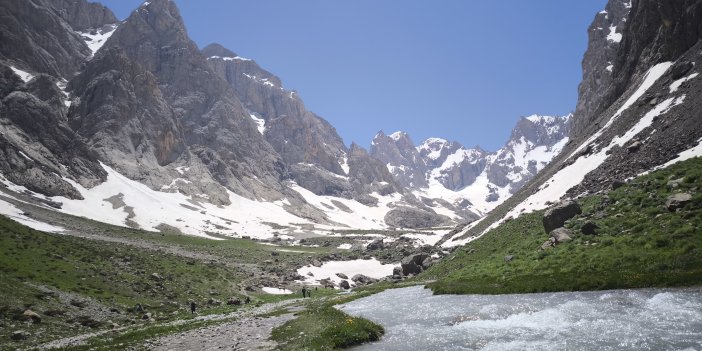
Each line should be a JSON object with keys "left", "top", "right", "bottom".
{"left": 190, "top": 301, "right": 196, "bottom": 314}
{"left": 245, "top": 296, "right": 250, "bottom": 304}
{"left": 301, "top": 287, "right": 307, "bottom": 298}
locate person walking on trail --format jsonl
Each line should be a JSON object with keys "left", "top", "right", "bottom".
{"left": 190, "top": 301, "right": 197, "bottom": 314}
{"left": 301, "top": 287, "right": 307, "bottom": 298}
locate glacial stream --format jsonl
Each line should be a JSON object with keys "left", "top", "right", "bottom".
{"left": 338, "top": 285, "right": 702, "bottom": 350}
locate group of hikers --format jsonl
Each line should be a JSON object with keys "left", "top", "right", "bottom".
{"left": 301, "top": 286, "right": 317, "bottom": 298}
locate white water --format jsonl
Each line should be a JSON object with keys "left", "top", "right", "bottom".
{"left": 339, "top": 285, "right": 702, "bottom": 350}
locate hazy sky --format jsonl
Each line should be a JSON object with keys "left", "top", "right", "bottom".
{"left": 98, "top": 0, "right": 607, "bottom": 151}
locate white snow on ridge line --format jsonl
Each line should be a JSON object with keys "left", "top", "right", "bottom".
{"left": 389, "top": 131, "right": 405, "bottom": 141}
{"left": 297, "top": 259, "right": 396, "bottom": 287}
{"left": 78, "top": 24, "right": 119, "bottom": 56}
{"left": 51, "top": 163, "right": 309, "bottom": 240}
{"left": 10, "top": 66, "right": 34, "bottom": 83}
{"left": 0, "top": 198, "right": 65, "bottom": 233}
{"left": 207, "top": 55, "right": 252, "bottom": 62}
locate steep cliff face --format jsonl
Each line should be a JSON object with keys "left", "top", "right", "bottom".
{"left": 370, "top": 131, "right": 428, "bottom": 188}
{"left": 0, "top": 0, "right": 92, "bottom": 78}
{"left": 448, "top": 0, "right": 702, "bottom": 246}
{"left": 48, "top": 0, "right": 117, "bottom": 31}
{"left": 103, "top": 0, "right": 286, "bottom": 200}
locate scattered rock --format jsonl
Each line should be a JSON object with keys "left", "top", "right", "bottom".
{"left": 339, "top": 280, "right": 350, "bottom": 290}
{"left": 365, "top": 239, "right": 384, "bottom": 251}
{"left": 311, "top": 260, "right": 322, "bottom": 267}
{"left": 335, "top": 273, "right": 348, "bottom": 280}
{"left": 627, "top": 140, "right": 642, "bottom": 153}
{"left": 611, "top": 179, "right": 625, "bottom": 190}
{"left": 150, "top": 273, "right": 163, "bottom": 281}
{"left": 666, "top": 193, "right": 693, "bottom": 211}
{"left": 543, "top": 200, "right": 582, "bottom": 233}
{"left": 400, "top": 253, "right": 430, "bottom": 276}
{"left": 271, "top": 251, "right": 279, "bottom": 257}
{"left": 22, "top": 309, "right": 41, "bottom": 323}
{"left": 540, "top": 237, "right": 556, "bottom": 250}
{"left": 550, "top": 227, "right": 573, "bottom": 243}
{"left": 667, "top": 178, "right": 685, "bottom": 189}
{"left": 504, "top": 255, "right": 514, "bottom": 262}
{"left": 351, "top": 274, "right": 378, "bottom": 285}
{"left": 72, "top": 315, "right": 102, "bottom": 328}
{"left": 70, "top": 299, "right": 88, "bottom": 308}
{"left": 11, "top": 330, "right": 29, "bottom": 341}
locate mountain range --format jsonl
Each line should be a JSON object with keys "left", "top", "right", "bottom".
{"left": 0, "top": 0, "right": 574, "bottom": 238}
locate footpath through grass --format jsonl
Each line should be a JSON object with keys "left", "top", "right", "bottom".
{"left": 425, "top": 157, "right": 702, "bottom": 294}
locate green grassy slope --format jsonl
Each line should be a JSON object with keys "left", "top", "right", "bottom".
{"left": 425, "top": 157, "right": 702, "bottom": 294}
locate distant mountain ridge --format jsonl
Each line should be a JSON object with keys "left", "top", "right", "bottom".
{"left": 371, "top": 114, "right": 571, "bottom": 214}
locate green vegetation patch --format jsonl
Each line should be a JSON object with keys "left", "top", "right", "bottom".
{"left": 425, "top": 157, "right": 702, "bottom": 294}
{"left": 270, "top": 297, "right": 383, "bottom": 350}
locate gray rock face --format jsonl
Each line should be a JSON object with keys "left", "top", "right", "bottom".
{"left": 348, "top": 143, "right": 403, "bottom": 197}
{"left": 104, "top": 0, "right": 286, "bottom": 200}
{"left": 48, "top": 0, "right": 117, "bottom": 31}
{"left": 203, "top": 43, "right": 348, "bottom": 180}
{"left": 0, "top": 0, "right": 91, "bottom": 78}
{"left": 543, "top": 200, "right": 582, "bottom": 234}
{"left": 384, "top": 207, "right": 451, "bottom": 229}
{"left": 370, "top": 131, "right": 428, "bottom": 188}
{"left": 572, "top": 0, "right": 632, "bottom": 138}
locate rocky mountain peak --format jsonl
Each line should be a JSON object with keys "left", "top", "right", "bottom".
{"left": 49, "top": 0, "right": 118, "bottom": 31}
{"left": 370, "top": 131, "right": 428, "bottom": 188}
{"left": 201, "top": 43, "right": 238, "bottom": 58}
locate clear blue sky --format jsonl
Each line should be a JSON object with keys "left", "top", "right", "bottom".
{"left": 98, "top": 0, "right": 607, "bottom": 151}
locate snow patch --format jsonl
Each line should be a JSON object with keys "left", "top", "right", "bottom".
{"left": 10, "top": 66, "right": 34, "bottom": 83}
{"left": 670, "top": 72, "right": 699, "bottom": 93}
{"left": 262, "top": 287, "right": 293, "bottom": 295}
{"left": 606, "top": 25, "right": 622, "bottom": 43}
{"left": 0, "top": 198, "right": 65, "bottom": 233}
{"left": 249, "top": 113, "right": 266, "bottom": 134}
{"left": 297, "top": 259, "right": 396, "bottom": 287}
{"left": 78, "top": 24, "right": 119, "bottom": 56}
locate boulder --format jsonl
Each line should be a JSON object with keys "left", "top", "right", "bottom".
{"left": 540, "top": 237, "right": 556, "bottom": 250}
{"left": 366, "top": 238, "right": 384, "bottom": 251}
{"left": 401, "top": 253, "right": 429, "bottom": 276}
{"left": 150, "top": 273, "right": 163, "bottom": 281}
{"left": 22, "top": 309, "right": 41, "bottom": 323}
{"left": 549, "top": 227, "right": 573, "bottom": 243}
{"left": 312, "top": 260, "right": 322, "bottom": 267}
{"left": 351, "top": 274, "right": 378, "bottom": 285}
{"left": 392, "top": 266, "right": 402, "bottom": 276}
{"left": 666, "top": 193, "right": 692, "bottom": 211}
{"left": 543, "top": 200, "right": 582, "bottom": 233}
{"left": 11, "top": 330, "right": 29, "bottom": 341}
{"left": 335, "top": 273, "right": 349, "bottom": 280}
{"left": 504, "top": 255, "right": 514, "bottom": 262}
{"left": 339, "top": 280, "right": 350, "bottom": 289}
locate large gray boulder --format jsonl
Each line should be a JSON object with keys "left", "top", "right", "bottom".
{"left": 400, "top": 253, "right": 430, "bottom": 276}
{"left": 666, "top": 193, "right": 693, "bottom": 212}
{"left": 543, "top": 200, "right": 582, "bottom": 233}
{"left": 549, "top": 227, "right": 573, "bottom": 243}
